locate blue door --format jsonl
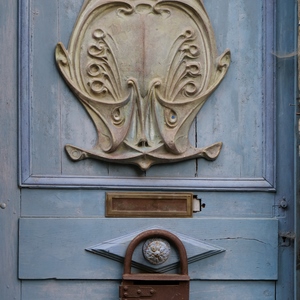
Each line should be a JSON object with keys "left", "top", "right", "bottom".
{"left": 0, "top": 0, "right": 298, "bottom": 299}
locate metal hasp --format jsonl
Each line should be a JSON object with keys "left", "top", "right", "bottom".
{"left": 119, "top": 229, "right": 190, "bottom": 299}
{"left": 55, "top": 0, "right": 231, "bottom": 170}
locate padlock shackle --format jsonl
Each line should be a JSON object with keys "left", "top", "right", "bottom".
{"left": 123, "top": 229, "right": 188, "bottom": 275}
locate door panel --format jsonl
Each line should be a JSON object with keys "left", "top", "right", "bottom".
{"left": 19, "top": 218, "right": 278, "bottom": 280}
{"left": 14, "top": 0, "right": 297, "bottom": 299}
{"left": 20, "top": 189, "right": 275, "bottom": 218}
{"left": 20, "top": 0, "right": 275, "bottom": 191}
{"left": 22, "top": 281, "right": 276, "bottom": 300}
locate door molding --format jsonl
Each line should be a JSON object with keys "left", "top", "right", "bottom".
{"left": 18, "top": 0, "right": 276, "bottom": 191}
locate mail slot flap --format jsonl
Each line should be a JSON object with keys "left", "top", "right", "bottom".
{"left": 123, "top": 274, "right": 190, "bottom": 282}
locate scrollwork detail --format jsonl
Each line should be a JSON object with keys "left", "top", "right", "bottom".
{"left": 164, "top": 28, "right": 204, "bottom": 102}
{"left": 117, "top": 6, "right": 134, "bottom": 17}
{"left": 86, "top": 29, "right": 122, "bottom": 100}
{"left": 111, "top": 107, "right": 125, "bottom": 126}
{"left": 165, "top": 108, "right": 178, "bottom": 128}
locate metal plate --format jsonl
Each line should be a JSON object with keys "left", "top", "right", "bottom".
{"left": 105, "top": 192, "right": 193, "bottom": 218}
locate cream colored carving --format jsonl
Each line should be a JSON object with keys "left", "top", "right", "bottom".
{"left": 56, "top": 0, "right": 230, "bottom": 170}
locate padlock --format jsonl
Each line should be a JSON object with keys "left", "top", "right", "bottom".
{"left": 119, "top": 229, "right": 190, "bottom": 300}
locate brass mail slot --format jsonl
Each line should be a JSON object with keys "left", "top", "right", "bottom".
{"left": 106, "top": 192, "right": 193, "bottom": 218}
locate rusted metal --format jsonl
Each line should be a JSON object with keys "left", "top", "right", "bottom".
{"left": 120, "top": 229, "right": 190, "bottom": 299}
{"left": 106, "top": 192, "right": 193, "bottom": 218}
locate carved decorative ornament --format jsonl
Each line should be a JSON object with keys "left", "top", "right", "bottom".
{"left": 143, "top": 238, "right": 171, "bottom": 265}
{"left": 56, "top": 0, "right": 230, "bottom": 170}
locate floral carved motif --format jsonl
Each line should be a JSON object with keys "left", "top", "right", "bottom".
{"left": 143, "top": 238, "right": 171, "bottom": 265}
{"left": 56, "top": 0, "right": 231, "bottom": 170}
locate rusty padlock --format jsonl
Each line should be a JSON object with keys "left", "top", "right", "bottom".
{"left": 119, "top": 229, "right": 190, "bottom": 300}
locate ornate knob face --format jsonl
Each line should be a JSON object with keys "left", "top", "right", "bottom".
{"left": 143, "top": 238, "right": 171, "bottom": 265}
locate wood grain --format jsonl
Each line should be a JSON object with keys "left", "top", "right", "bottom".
{"left": 0, "top": 0, "right": 20, "bottom": 299}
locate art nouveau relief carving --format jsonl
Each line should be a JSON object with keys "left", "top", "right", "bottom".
{"left": 55, "top": 0, "right": 230, "bottom": 170}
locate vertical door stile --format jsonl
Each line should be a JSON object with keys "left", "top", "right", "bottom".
{"left": 296, "top": 1, "right": 300, "bottom": 298}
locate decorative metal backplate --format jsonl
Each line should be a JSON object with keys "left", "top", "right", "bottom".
{"left": 56, "top": 0, "right": 230, "bottom": 170}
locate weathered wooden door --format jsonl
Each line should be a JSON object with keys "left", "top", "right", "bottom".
{"left": 0, "top": 0, "right": 298, "bottom": 299}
